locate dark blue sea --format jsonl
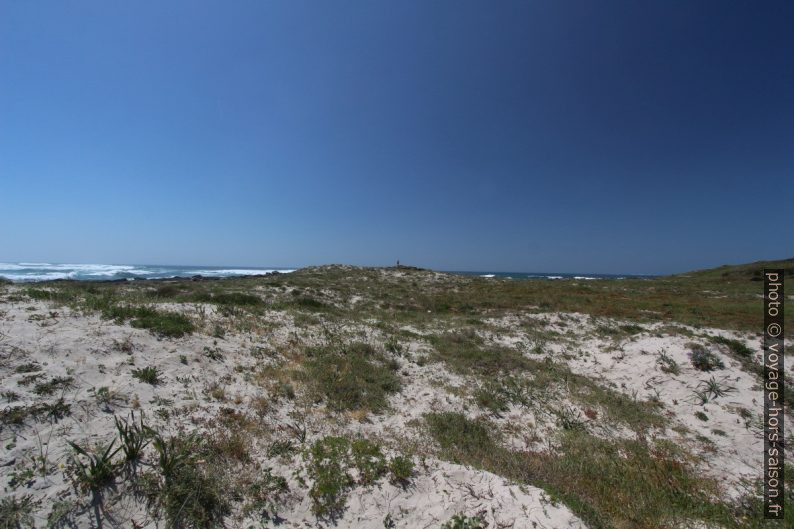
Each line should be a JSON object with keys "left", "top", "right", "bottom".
{"left": 0, "top": 263, "right": 655, "bottom": 282}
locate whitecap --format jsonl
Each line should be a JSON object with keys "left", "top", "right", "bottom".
{"left": 190, "top": 269, "right": 295, "bottom": 277}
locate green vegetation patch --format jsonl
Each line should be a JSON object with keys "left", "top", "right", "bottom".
{"left": 142, "top": 433, "right": 231, "bottom": 529}
{"left": 23, "top": 284, "right": 194, "bottom": 337}
{"left": 425, "top": 412, "right": 735, "bottom": 529}
{"left": 425, "top": 412, "right": 497, "bottom": 465}
{"left": 1, "top": 399, "right": 71, "bottom": 429}
{"left": 24, "top": 287, "right": 75, "bottom": 303}
{"left": 709, "top": 335, "right": 754, "bottom": 358}
{"left": 441, "top": 514, "right": 487, "bottom": 529}
{"left": 126, "top": 307, "right": 194, "bottom": 337}
{"left": 32, "top": 376, "right": 75, "bottom": 396}
{"left": 188, "top": 291, "right": 263, "bottom": 306}
{"left": 303, "top": 436, "right": 412, "bottom": 519}
{"left": 471, "top": 359, "right": 665, "bottom": 432}
{"left": 302, "top": 342, "right": 400, "bottom": 412}
{"left": 429, "top": 329, "right": 532, "bottom": 376}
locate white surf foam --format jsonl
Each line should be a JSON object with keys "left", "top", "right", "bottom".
{"left": 190, "top": 269, "right": 295, "bottom": 277}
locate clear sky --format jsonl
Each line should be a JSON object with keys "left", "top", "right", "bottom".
{"left": 1, "top": 1, "right": 792, "bottom": 275}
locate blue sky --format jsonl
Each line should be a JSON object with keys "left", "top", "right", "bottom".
{"left": 1, "top": 1, "right": 792, "bottom": 275}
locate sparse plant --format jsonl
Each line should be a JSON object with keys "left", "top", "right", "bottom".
{"left": 385, "top": 337, "right": 403, "bottom": 355}
{"left": 441, "top": 514, "right": 487, "bottom": 529}
{"left": 656, "top": 350, "right": 680, "bottom": 375}
{"left": 556, "top": 405, "right": 586, "bottom": 431}
{"left": 67, "top": 439, "right": 121, "bottom": 494}
{"left": 131, "top": 366, "right": 161, "bottom": 385}
{"left": 692, "top": 377, "right": 735, "bottom": 405}
{"left": 268, "top": 439, "right": 296, "bottom": 458}
{"left": 1, "top": 399, "right": 71, "bottom": 428}
{"left": 152, "top": 433, "right": 193, "bottom": 482}
{"left": 701, "top": 376, "right": 735, "bottom": 399}
{"left": 93, "top": 386, "right": 127, "bottom": 412}
{"left": 33, "top": 376, "right": 75, "bottom": 397}
{"left": 206, "top": 382, "right": 226, "bottom": 401}
{"left": 688, "top": 344, "right": 724, "bottom": 372}
{"left": 242, "top": 468, "right": 289, "bottom": 522}
{"left": 287, "top": 415, "right": 308, "bottom": 444}
{"left": 39, "top": 398, "right": 72, "bottom": 422}
{"left": 203, "top": 346, "right": 223, "bottom": 361}
{"left": 0, "top": 494, "right": 35, "bottom": 529}
{"left": 114, "top": 413, "right": 150, "bottom": 466}
{"left": 2, "top": 391, "right": 20, "bottom": 403}
{"left": 271, "top": 380, "right": 295, "bottom": 401}
{"left": 8, "top": 464, "right": 35, "bottom": 490}
{"left": 17, "top": 373, "right": 44, "bottom": 387}
{"left": 46, "top": 499, "right": 76, "bottom": 529}
{"left": 474, "top": 385, "right": 509, "bottom": 415}
{"left": 112, "top": 336, "right": 134, "bottom": 353}
{"left": 14, "top": 363, "right": 41, "bottom": 374}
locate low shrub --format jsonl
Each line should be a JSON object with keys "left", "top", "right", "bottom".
{"left": 688, "top": 344, "right": 724, "bottom": 371}
{"left": 131, "top": 366, "right": 161, "bottom": 385}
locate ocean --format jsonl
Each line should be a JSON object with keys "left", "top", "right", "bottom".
{"left": 447, "top": 271, "right": 656, "bottom": 280}
{"left": 0, "top": 263, "right": 296, "bottom": 282}
{"left": 0, "top": 263, "right": 655, "bottom": 282}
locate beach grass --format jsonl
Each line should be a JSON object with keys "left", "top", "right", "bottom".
{"left": 3, "top": 258, "right": 790, "bottom": 528}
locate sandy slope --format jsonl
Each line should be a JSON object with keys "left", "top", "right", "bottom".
{"left": 0, "top": 282, "right": 788, "bottom": 528}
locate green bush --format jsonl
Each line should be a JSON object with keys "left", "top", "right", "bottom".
{"left": 388, "top": 455, "right": 414, "bottom": 484}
